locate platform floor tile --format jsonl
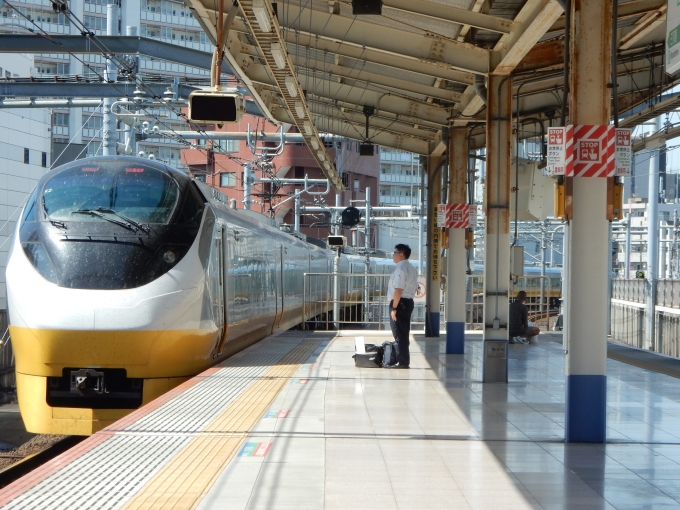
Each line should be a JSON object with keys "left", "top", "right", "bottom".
{"left": 0, "top": 334, "right": 323, "bottom": 510}
{"left": 197, "top": 332, "right": 680, "bottom": 510}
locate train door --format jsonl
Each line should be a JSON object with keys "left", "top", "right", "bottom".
{"left": 278, "top": 245, "right": 285, "bottom": 328}
{"left": 211, "top": 226, "right": 227, "bottom": 357}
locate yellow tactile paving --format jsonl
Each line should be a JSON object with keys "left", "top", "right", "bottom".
{"left": 121, "top": 339, "right": 321, "bottom": 510}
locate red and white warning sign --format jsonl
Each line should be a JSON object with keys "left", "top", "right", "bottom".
{"left": 437, "top": 203, "right": 469, "bottom": 229}
{"left": 615, "top": 128, "right": 632, "bottom": 177}
{"left": 546, "top": 126, "right": 573, "bottom": 176}
{"left": 567, "top": 125, "right": 615, "bottom": 177}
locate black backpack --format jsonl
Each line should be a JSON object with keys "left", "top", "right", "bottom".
{"left": 380, "top": 341, "right": 397, "bottom": 368}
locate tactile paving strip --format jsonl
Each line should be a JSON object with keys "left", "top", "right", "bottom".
{"left": 0, "top": 333, "right": 321, "bottom": 510}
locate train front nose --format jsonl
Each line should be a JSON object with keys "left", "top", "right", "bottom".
{"left": 8, "top": 157, "right": 209, "bottom": 435}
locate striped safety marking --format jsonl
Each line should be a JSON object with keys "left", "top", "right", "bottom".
{"left": 568, "top": 125, "right": 615, "bottom": 177}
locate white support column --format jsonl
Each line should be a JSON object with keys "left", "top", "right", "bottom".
{"left": 646, "top": 115, "right": 661, "bottom": 350}
{"left": 446, "top": 128, "right": 468, "bottom": 353}
{"left": 565, "top": 0, "right": 612, "bottom": 443}
{"left": 482, "top": 73, "right": 512, "bottom": 383}
{"left": 625, "top": 215, "right": 631, "bottom": 278}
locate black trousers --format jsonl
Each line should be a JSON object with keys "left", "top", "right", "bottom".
{"left": 389, "top": 298, "right": 414, "bottom": 367}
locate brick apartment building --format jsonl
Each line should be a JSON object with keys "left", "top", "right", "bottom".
{"left": 182, "top": 114, "right": 380, "bottom": 243}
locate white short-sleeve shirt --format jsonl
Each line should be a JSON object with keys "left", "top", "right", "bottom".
{"left": 388, "top": 259, "right": 418, "bottom": 301}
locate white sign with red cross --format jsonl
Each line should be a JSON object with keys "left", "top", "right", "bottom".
{"left": 546, "top": 126, "right": 573, "bottom": 176}
{"left": 437, "top": 203, "right": 469, "bottom": 229}
{"left": 615, "top": 128, "right": 632, "bottom": 176}
{"left": 567, "top": 125, "right": 615, "bottom": 177}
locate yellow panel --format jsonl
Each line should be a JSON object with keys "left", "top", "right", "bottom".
{"left": 10, "top": 326, "right": 219, "bottom": 378}
{"left": 16, "top": 372, "right": 191, "bottom": 435}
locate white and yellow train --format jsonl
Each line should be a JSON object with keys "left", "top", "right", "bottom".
{"left": 7, "top": 157, "right": 390, "bottom": 435}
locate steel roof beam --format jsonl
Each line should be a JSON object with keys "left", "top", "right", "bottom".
{"left": 306, "top": 99, "right": 438, "bottom": 140}
{"left": 270, "top": 103, "right": 430, "bottom": 154}
{"left": 290, "top": 56, "right": 463, "bottom": 103}
{"left": 456, "top": 0, "right": 564, "bottom": 122}
{"left": 0, "top": 81, "right": 264, "bottom": 115}
{"left": 278, "top": 4, "right": 490, "bottom": 75}
{"left": 240, "top": 62, "right": 449, "bottom": 128}
{"left": 378, "top": 0, "right": 513, "bottom": 34}
{"left": 283, "top": 31, "right": 475, "bottom": 86}
{"left": 0, "top": 34, "right": 220, "bottom": 72}
{"left": 548, "top": 0, "right": 665, "bottom": 34}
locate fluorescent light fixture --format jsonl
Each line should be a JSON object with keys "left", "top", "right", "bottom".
{"left": 252, "top": 0, "right": 272, "bottom": 33}
{"left": 303, "top": 121, "right": 313, "bottom": 135}
{"left": 295, "top": 101, "right": 305, "bottom": 119}
{"left": 285, "top": 75, "right": 297, "bottom": 97}
{"left": 317, "top": 150, "right": 325, "bottom": 160}
{"left": 310, "top": 139, "right": 319, "bottom": 150}
{"left": 270, "top": 43, "right": 286, "bottom": 70}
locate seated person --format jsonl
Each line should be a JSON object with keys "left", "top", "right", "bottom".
{"left": 509, "top": 291, "right": 540, "bottom": 343}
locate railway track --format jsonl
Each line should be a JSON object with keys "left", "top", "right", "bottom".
{"left": 0, "top": 436, "right": 83, "bottom": 489}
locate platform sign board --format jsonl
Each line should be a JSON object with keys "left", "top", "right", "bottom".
{"left": 667, "top": 0, "right": 680, "bottom": 75}
{"left": 468, "top": 205, "right": 479, "bottom": 227}
{"left": 615, "top": 128, "right": 632, "bottom": 176}
{"left": 567, "top": 125, "right": 615, "bottom": 177}
{"left": 546, "top": 127, "right": 573, "bottom": 176}
{"left": 437, "top": 203, "right": 469, "bottom": 228}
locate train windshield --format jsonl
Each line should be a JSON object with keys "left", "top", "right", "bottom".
{"left": 42, "top": 162, "right": 179, "bottom": 224}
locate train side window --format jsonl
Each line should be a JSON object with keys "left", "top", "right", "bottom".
{"left": 175, "top": 182, "right": 206, "bottom": 225}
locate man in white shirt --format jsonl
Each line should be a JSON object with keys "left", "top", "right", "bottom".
{"left": 387, "top": 244, "right": 418, "bottom": 368}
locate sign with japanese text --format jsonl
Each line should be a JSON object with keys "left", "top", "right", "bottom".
{"left": 615, "top": 128, "right": 632, "bottom": 176}
{"left": 667, "top": 0, "right": 680, "bottom": 75}
{"left": 546, "top": 126, "right": 573, "bottom": 176}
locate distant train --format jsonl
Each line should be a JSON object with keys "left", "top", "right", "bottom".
{"left": 470, "top": 264, "right": 563, "bottom": 306}
{"left": 7, "top": 157, "right": 390, "bottom": 435}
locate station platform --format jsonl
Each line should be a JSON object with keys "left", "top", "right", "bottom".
{"left": 2, "top": 330, "right": 680, "bottom": 509}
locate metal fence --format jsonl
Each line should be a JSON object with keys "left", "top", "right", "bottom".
{"left": 612, "top": 279, "right": 645, "bottom": 303}
{"left": 301, "top": 272, "right": 445, "bottom": 331}
{"left": 464, "top": 275, "right": 562, "bottom": 331}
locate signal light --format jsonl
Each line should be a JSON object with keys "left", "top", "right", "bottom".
{"left": 188, "top": 91, "right": 245, "bottom": 124}
{"left": 341, "top": 206, "right": 361, "bottom": 227}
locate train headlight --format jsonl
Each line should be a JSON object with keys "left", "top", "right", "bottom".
{"left": 163, "top": 251, "right": 177, "bottom": 264}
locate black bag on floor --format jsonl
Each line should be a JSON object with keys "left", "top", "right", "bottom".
{"left": 353, "top": 344, "right": 381, "bottom": 368}
{"left": 381, "top": 341, "right": 397, "bottom": 368}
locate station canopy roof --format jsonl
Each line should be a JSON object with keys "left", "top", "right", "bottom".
{"left": 183, "top": 0, "right": 670, "bottom": 159}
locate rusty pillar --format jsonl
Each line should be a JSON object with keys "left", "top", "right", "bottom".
{"left": 445, "top": 128, "right": 468, "bottom": 353}
{"left": 564, "top": 0, "right": 612, "bottom": 443}
{"left": 425, "top": 155, "right": 443, "bottom": 337}
{"left": 482, "top": 74, "right": 512, "bottom": 383}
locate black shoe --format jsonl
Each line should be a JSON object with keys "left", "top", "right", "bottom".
{"left": 386, "top": 363, "right": 409, "bottom": 369}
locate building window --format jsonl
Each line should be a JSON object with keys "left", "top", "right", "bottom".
{"left": 194, "top": 174, "right": 206, "bottom": 182}
{"left": 353, "top": 179, "right": 360, "bottom": 191}
{"left": 220, "top": 172, "right": 236, "bottom": 187}
{"left": 42, "top": 152, "right": 47, "bottom": 168}
{"left": 55, "top": 112, "right": 69, "bottom": 127}
{"left": 213, "top": 139, "right": 238, "bottom": 152}
{"left": 24, "top": 148, "right": 29, "bottom": 164}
